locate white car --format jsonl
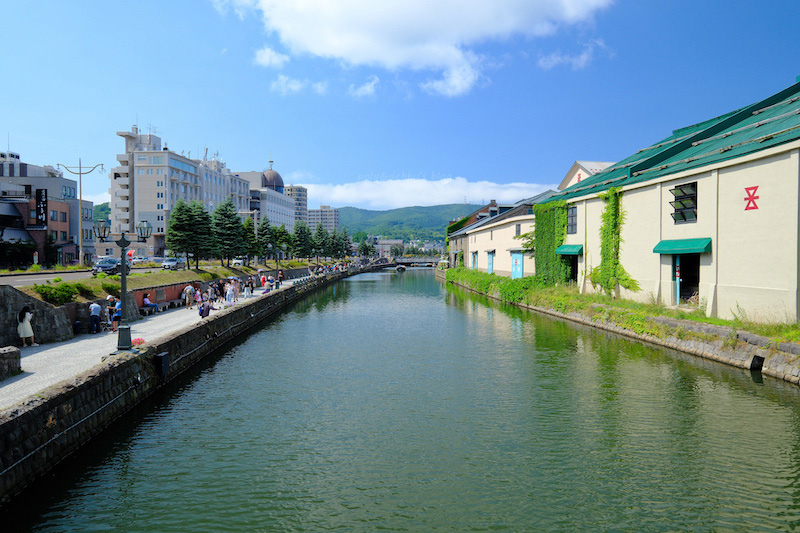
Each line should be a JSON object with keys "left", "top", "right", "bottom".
{"left": 231, "top": 257, "right": 245, "bottom": 266}
{"left": 131, "top": 257, "right": 147, "bottom": 265}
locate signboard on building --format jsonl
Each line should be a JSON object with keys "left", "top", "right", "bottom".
{"left": 35, "top": 189, "right": 47, "bottom": 225}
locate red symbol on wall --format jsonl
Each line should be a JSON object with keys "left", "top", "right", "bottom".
{"left": 577, "top": 173, "right": 582, "bottom": 182}
{"left": 744, "top": 186, "right": 759, "bottom": 210}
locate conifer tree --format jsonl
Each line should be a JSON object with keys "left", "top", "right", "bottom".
{"left": 292, "top": 221, "right": 313, "bottom": 258}
{"left": 257, "top": 215, "right": 273, "bottom": 260}
{"left": 212, "top": 197, "right": 245, "bottom": 266}
{"left": 187, "top": 200, "right": 214, "bottom": 268}
{"left": 166, "top": 199, "right": 193, "bottom": 258}
{"left": 242, "top": 217, "right": 259, "bottom": 264}
{"left": 313, "top": 224, "right": 330, "bottom": 258}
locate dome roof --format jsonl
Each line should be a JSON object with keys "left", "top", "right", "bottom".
{"left": 261, "top": 169, "right": 284, "bottom": 189}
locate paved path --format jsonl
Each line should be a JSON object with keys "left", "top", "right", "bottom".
{"left": 0, "top": 279, "right": 309, "bottom": 413}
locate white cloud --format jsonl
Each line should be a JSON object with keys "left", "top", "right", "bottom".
{"left": 213, "top": 0, "right": 613, "bottom": 96}
{"left": 312, "top": 81, "right": 328, "bottom": 95}
{"left": 348, "top": 75, "right": 379, "bottom": 98}
{"left": 254, "top": 46, "right": 290, "bottom": 68}
{"left": 271, "top": 74, "right": 306, "bottom": 95}
{"left": 538, "top": 39, "right": 608, "bottom": 70}
{"left": 302, "top": 177, "right": 556, "bottom": 210}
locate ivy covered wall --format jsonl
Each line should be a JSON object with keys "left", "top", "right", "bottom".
{"left": 529, "top": 200, "right": 569, "bottom": 285}
{"left": 589, "top": 187, "right": 640, "bottom": 294}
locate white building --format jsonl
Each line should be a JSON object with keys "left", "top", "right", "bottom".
{"left": 236, "top": 162, "right": 295, "bottom": 232}
{"left": 285, "top": 185, "right": 308, "bottom": 226}
{"left": 308, "top": 205, "right": 339, "bottom": 233}
{"left": 108, "top": 126, "right": 250, "bottom": 257}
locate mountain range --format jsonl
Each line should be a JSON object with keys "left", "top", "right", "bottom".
{"left": 94, "top": 202, "right": 480, "bottom": 241}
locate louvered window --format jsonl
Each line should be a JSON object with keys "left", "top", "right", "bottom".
{"left": 669, "top": 182, "right": 697, "bottom": 224}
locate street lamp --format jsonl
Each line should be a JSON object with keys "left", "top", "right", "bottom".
{"left": 94, "top": 219, "right": 152, "bottom": 350}
{"left": 312, "top": 248, "right": 318, "bottom": 273}
{"left": 57, "top": 159, "right": 104, "bottom": 266}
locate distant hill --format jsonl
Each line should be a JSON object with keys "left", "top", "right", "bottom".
{"left": 94, "top": 202, "right": 110, "bottom": 223}
{"left": 338, "top": 204, "right": 481, "bottom": 240}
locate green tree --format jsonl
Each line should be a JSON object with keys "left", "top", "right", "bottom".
{"left": 357, "top": 240, "right": 375, "bottom": 258}
{"left": 292, "top": 221, "right": 313, "bottom": 258}
{"left": 242, "top": 217, "right": 260, "bottom": 264}
{"left": 272, "top": 224, "right": 293, "bottom": 260}
{"left": 390, "top": 244, "right": 404, "bottom": 257}
{"left": 165, "top": 199, "right": 193, "bottom": 258}
{"left": 313, "top": 224, "right": 330, "bottom": 257}
{"left": 352, "top": 230, "right": 368, "bottom": 243}
{"left": 257, "top": 215, "right": 273, "bottom": 261}
{"left": 187, "top": 201, "right": 214, "bottom": 268}
{"left": 212, "top": 197, "right": 246, "bottom": 266}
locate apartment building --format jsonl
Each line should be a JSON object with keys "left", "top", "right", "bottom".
{"left": 108, "top": 126, "right": 250, "bottom": 257}
{"left": 236, "top": 162, "right": 295, "bottom": 231}
{"left": 285, "top": 185, "right": 308, "bottom": 226}
{"left": 308, "top": 205, "right": 339, "bottom": 233}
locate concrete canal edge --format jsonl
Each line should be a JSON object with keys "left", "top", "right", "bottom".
{"left": 437, "top": 269, "right": 800, "bottom": 386}
{"left": 0, "top": 268, "right": 368, "bottom": 505}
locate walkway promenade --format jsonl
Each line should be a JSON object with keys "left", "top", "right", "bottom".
{"left": 0, "top": 280, "right": 306, "bottom": 413}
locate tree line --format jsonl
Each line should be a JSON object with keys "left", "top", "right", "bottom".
{"left": 165, "top": 197, "right": 356, "bottom": 268}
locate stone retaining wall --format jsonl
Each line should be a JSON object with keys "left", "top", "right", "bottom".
{"left": 445, "top": 278, "right": 800, "bottom": 385}
{"left": 0, "top": 268, "right": 368, "bottom": 505}
{"left": 0, "top": 348, "right": 20, "bottom": 381}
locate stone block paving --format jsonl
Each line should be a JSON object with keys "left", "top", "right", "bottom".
{"left": 0, "top": 280, "right": 304, "bottom": 413}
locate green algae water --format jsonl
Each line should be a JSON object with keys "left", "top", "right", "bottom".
{"left": 7, "top": 269, "right": 800, "bottom": 530}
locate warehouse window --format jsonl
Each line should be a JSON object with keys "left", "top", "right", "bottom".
{"left": 669, "top": 182, "right": 697, "bottom": 224}
{"left": 566, "top": 205, "right": 577, "bottom": 234}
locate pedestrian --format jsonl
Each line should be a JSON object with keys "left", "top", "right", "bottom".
{"left": 106, "top": 295, "right": 116, "bottom": 328}
{"left": 184, "top": 283, "right": 195, "bottom": 309}
{"left": 243, "top": 277, "right": 252, "bottom": 298}
{"left": 194, "top": 287, "right": 202, "bottom": 307}
{"left": 89, "top": 301, "right": 102, "bottom": 334}
{"left": 198, "top": 299, "right": 217, "bottom": 318}
{"left": 112, "top": 298, "right": 122, "bottom": 332}
{"left": 17, "top": 306, "right": 37, "bottom": 347}
{"left": 278, "top": 269, "right": 284, "bottom": 283}
{"left": 225, "top": 283, "right": 235, "bottom": 305}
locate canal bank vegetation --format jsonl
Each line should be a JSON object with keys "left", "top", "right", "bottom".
{"left": 445, "top": 267, "right": 800, "bottom": 345}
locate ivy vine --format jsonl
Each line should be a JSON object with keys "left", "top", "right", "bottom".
{"left": 519, "top": 200, "right": 569, "bottom": 285}
{"left": 589, "top": 187, "right": 640, "bottom": 294}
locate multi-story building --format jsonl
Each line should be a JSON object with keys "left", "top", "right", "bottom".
{"left": 308, "top": 205, "right": 339, "bottom": 233}
{"left": 108, "top": 126, "right": 250, "bottom": 257}
{"left": 236, "top": 162, "right": 295, "bottom": 232}
{"left": 0, "top": 151, "right": 95, "bottom": 264}
{"left": 285, "top": 185, "right": 308, "bottom": 226}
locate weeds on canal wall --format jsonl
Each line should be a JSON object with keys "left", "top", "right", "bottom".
{"left": 444, "top": 267, "right": 800, "bottom": 345}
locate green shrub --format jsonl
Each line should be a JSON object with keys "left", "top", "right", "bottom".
{"left": 73, "top": 282, "right": 95, "bottom": 299}
{"left": 33, "top": 282, "right": 78, "bottom": 306}
{"left": 52, "top": 277, "right": 63, "bottom": 283}
{"left": 28, "top": 264, "right": 42, "bottom": 272}
{"left": 101, "top": 282, "right": 121, "bottom": 297}
{"left": 96, "top": 273, "right": 107, "bottom": 279}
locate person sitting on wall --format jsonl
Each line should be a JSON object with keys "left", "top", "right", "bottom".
{"left": 143, "top": 293, "right": 160, "bottom": 313}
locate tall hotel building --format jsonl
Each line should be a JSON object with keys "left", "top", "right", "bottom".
{"left": 108, "top": 126, "right": 250, "bottom": 257}
{"left": 285, "top": 185, "right": 308, "bottom": 226}
{"left": 235, "top": 162, "right": 295, "bottom": 232}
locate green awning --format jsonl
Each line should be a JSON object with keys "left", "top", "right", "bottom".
{"left": 652, "top": 238, "right": 712, "bottom": 254}
{"left": 555, "top": 244, "right": 583, "bottom": 255}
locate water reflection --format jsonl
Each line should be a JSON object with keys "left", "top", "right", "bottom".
{"left": 7, "top": 269, "right": 800, "bottom": 530}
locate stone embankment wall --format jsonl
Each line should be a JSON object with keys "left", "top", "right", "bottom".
{"left": 0, "top": 348, "right": 20, "bottom": 380}
{"left": 445, "top": 277, "right": 800, "bottom": 385}
{"left": 0, "top": 268, "right": 364, "bottom": 505}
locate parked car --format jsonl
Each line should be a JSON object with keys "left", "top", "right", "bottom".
{"left": 92, "top": 258, "right": 130, "bottom": 275}
{"left": 161, "top": 257, "right": 186, "bottom": 270}
{"left": 231, "top": 257, "right": 245, "bottom": 266}
{"left": 131, "top": 256, "right": 148, "bottom": 265}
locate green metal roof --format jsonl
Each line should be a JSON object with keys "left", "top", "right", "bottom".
{"left": 652, "top": 238, "right": 712, "bottom": 254}
{"left": 550, "top": 81, "right": 800, "bottom": 203}
{"left": 554, "top": 244, "right": 583, "bottom": 255}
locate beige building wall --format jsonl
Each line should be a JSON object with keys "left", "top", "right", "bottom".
{"left": 467, "top": 214, "right": 535, "bottom": 277}
{"left": 567, "top": 141, "right": 800, "bottom": 321}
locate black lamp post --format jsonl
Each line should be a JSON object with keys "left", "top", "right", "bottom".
{"left": 94, "top": 220, "right": 153, "bottom": 350}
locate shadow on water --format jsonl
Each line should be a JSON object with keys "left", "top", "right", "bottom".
{"left": 0, "top": 282, "right": 353, "bottom": 528}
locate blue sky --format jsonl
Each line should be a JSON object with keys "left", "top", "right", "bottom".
{"left": 5, "top": 0, "right": 800, "bottom": 210}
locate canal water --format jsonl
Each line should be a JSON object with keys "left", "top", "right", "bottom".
{"left": 7, "top": 269, "right": 800, "bottom": 530}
